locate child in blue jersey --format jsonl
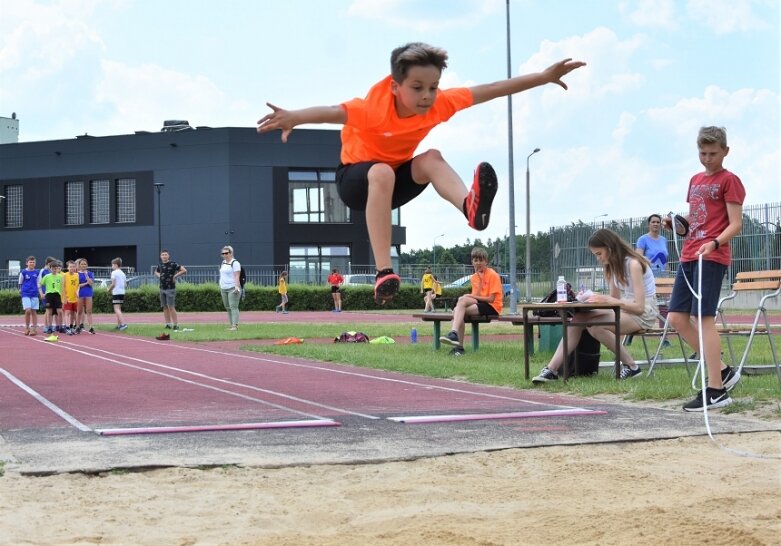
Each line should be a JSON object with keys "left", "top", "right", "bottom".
{"left": 19, "top": 256, "right": 40, "bottom": 336}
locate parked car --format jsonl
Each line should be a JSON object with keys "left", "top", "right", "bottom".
{"left": 444, "top": 274, "right": 513, "bottom": 297}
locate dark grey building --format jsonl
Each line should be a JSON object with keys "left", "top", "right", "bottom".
{"left": 0, "top": 127, "right": 407, "bottom": 282}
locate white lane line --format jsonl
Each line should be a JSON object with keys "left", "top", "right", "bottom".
{"left": 388, "top": 408, "right": 607, "bottom": 424}
{"left": 96, "top": 419, "right": 340, "bottom": 436}
{"left": 0, "top": 368, "right": 92, "bottom": 432}
{"left": 0, "top": 329, "right": 379, "bottom": 420}
{"left": 57, "top": 340, "right": 381, "bottom": 420}
{"left": 0, "top": 331, "right": 338, "bottom": 422}
{"left": 126, "top": 337, "right": 581, "bottom": 410}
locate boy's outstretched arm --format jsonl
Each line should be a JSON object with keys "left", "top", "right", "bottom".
{"left": 470, "top": 58, "right": 586, "bottom": 105}
{"left": 257, "top": 103, "right": 346, "bottom": 143}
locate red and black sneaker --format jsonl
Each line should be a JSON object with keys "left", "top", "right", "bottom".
{"left": 374, "top": 270, "right": 400, "bottom": 304}
{"left": 466, "top": 162, "right": 498, "bottom": 231}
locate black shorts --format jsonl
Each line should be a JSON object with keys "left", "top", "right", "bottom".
{"left": 475, "top": 302, "right": 499, "bottom": 317}
{"left": 335, "top": 160, "right": 428, "bottom": 211}
{"left": 44, "top": 293, "right": 62, "bottom": 310}
{"left": 331, "top": 286, "right": 341, "bottom": 293}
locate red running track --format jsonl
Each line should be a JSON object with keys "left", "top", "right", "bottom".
{"left": 0, "top": 326, "right": 602, "bottom": 436}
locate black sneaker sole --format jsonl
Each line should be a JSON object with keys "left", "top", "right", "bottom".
{"left": 469, "top": 162, "right": 498, "bottom": 231}
{"left": 374, "top": 276, "right": 400, "bottom": 304}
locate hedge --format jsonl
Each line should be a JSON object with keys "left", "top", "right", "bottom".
{"left": 0, "top": 284, "right": 470, "bottom": 314}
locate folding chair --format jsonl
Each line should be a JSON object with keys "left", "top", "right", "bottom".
{"left": 716, "top": 270, "right": 781, "bottom": 385}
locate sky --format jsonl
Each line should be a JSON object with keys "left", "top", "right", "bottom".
{"left": 1, "top": 0, "right": 779, "bottom": 252}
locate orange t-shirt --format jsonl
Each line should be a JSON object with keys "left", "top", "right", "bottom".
{"left": 470, "top": 267, "right": 503, "bottom": 314}
{"left": 340, "top": 76, "right": 474, "bottom": 168}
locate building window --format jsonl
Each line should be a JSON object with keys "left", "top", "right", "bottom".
{"left": 90, "top": 179, "right": 110, "bottom": 224}
{"left": 4, "top": 185, "right": 23, "bottom": 228}
{"left": 289, "top": 245, "right": 351, "bottom": 284}
{"left": 115, "top": 178, "right": 136, "bottom": 223}
{"left": 65, "top": 181, "right": 84, "bottom": 225}
{"left": 288, "top": 169, "right": 349, "bottom": 223}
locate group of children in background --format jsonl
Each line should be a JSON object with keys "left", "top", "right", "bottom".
{"left": 18, "top": 255, "right": 128, "bottom": 340}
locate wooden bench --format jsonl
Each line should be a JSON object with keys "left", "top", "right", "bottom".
{"left": 412, "top": 312, "right": 495, "bottom": 351}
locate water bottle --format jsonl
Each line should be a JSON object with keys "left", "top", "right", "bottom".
{"left": 556, "top": 275, "right": 568, "bottom": 303}
{"left": 410, "top": 328, "right": 418, "bottom": 344}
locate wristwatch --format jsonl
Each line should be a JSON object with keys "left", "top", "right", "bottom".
{"left": 712, "top": 239, "right": 720, "bottom": 249}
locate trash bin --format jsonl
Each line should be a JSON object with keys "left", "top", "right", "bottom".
{"left": 538, "top": 324, "right": 563, "bottom": 352}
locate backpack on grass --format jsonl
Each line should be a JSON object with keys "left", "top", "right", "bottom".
{"left": 566, "top": 330, "right": 601, "bottom": 376}
{"left": 334, "top": 331, "right": 370, "bottom": 343}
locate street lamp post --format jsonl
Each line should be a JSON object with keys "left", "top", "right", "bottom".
{"left": 505, "top": 0, "right": 520, "bottom": 313}
{"left": 433, "top": 233, "right": 444, "bottom": 271}
{"left": 153, "top": 183, "right": 165, "bottom": 257}
{"left": 592, "top": 213, "right": 608, "bottom": 227}
{"left": 525, "top": 148, "right": 540, "bottom": 303}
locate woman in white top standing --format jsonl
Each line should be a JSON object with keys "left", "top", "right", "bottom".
{"left": 533, "top": 229, "right": 658, "bottom": 383}
{"left": 219, "top": 246, "right": 241, "bottom": 331}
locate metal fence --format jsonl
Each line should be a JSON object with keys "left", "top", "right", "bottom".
{"left": 3, "top": 202, "right": 777, "bottom": 297}
{"left": 549, "top": 202, "right": 781, "bottom": 295}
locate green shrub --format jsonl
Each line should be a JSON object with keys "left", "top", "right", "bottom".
{"left": 0, "top": 284, "right": 470, "bottom": 313}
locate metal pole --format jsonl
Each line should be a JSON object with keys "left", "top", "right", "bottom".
{"left": 506, "top": 0, "right": 519, "bottom": 314}
{"left": 525, "top": 148, "right": 540, "bottom": 302}
{"left": 153, "top": 183, "right": 165, "bottom": 257}
{"left": 433, "top": 233, "right": 444, "bottom": 272}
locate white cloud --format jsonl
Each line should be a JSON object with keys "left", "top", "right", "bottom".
{"left": 612, "top": 112, "right": 636, "bottom": 144}
{"left": 620, "top": 0, "right": 678, "bottom": 29}
{"left": 93, "top": 60, "right": 252, "bottom": 135}
{"left": 687, "top": 0, "right": 772, "bottom": 34}
{"left": 520, "top": 27, "right": 647, "bottom": 103}
{"left": 0, "top": 0, "right": 104, "bottom": 76}
{"left": 346, "top": 0, "right": 502, "bottom": 32}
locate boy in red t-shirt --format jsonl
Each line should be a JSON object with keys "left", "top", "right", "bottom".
{"left": 439, "top": 247, "right": 503, "bottom": 356}
{"left": 258, "top": 42, "right": 584, "bottom": 304}
{"left": 665, "top": 126, "right": 746, "bottom": 412}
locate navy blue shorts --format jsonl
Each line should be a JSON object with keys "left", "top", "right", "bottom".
{"left": 668, "top": 260, "right": 727, "bottom": 317}
{"left": 335, "top": 160, "right": 428, "bottom": 211}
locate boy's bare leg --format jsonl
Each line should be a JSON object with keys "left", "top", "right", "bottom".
{"left": 411, "top": 149, "right": 467, "bottom": 209}
{"left": 365, "top": 164, "right": 396, "bottom": 270}
{"left": 546, "top": 324, "right": 585, "bottom": 373}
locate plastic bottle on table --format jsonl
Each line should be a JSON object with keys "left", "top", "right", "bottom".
{"left": 556, "top": 275, "right": 568, "bottom": 303}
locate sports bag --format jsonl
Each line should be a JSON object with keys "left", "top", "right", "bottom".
{"left": 334, "top": 331, "right": 370, "bottom": 343}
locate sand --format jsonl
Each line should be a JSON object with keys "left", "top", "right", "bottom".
{"left": 0, "top": 431, "right": 779, "bottom": 546}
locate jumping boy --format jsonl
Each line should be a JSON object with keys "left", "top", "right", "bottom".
{"left": 665, "top": 126, "right": 745, "bottom": 411}
{"left": 439, "top": 247, "right": 503, "bottom": 356}
{"left": 19, "top": 256, "right": 40, "bottom": 336}
{"left": 258, "top": 43, "right": 584, "bottom": 303}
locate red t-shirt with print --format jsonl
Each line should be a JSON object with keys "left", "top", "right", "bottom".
{"left": 680, "top": 169, "right": 746, "bottom": 265}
